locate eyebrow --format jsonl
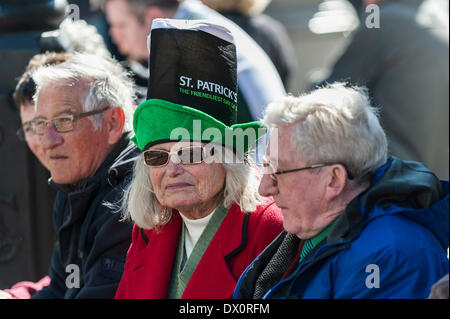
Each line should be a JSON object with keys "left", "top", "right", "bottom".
{"left": 31, "top": 108, "right": 75, "bottom": 121}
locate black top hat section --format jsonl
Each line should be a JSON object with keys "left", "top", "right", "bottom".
{"left": 147, "top": 27, "right": 238, "bottom": 127}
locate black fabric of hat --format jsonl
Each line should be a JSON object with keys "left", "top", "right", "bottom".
{"left": 147, "top": 22, "right": 238, "bottom": 126}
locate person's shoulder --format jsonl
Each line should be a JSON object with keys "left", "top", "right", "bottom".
{"left": 342, "top": 214, "right": 446, "bottom": 264}
{"left": 251, "top": 13, "right": 288, "bottom": 35}
{"left": 252, "top": 199, "right": 282, "bottom": 217}
{"left": 328, "top": 214, "right": 449, "bottom": 298}
{"left": 247, "top": 199, "right": 283, "bottom": 231}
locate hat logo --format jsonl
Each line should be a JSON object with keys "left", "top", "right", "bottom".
{"left": 179, "top": 75, "right": 237, "bottom": 110}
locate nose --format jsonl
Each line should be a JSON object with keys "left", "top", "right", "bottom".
{"left": 258, "top": 173, "right": 279, "bottom": 197}
{"left": 166, "top": 156, "right": 183, "bottom": 177}
{"left": 39, "top": 124, "right": 64, "bottom": 150}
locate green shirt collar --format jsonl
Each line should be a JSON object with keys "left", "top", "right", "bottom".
{"left": 299, "top": 218, "right": 339, "bottom": 263}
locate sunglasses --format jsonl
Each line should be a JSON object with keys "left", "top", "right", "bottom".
{"left": 143, "top": 145, "right": 214, "bottom": 167}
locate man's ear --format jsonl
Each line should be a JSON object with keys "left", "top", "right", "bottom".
{"left": 325, "top": 165, "right": 347, "bottom": 201}
{"left": 106, "top": 107, "right": 125, "bottom": 145}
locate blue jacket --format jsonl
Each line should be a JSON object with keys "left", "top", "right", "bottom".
{"left": 233, "top": 157, "right": 449, "bottom": 298}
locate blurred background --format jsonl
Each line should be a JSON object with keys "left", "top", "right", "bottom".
{"left": 267, "top": 0, "right": 359, "bottom": 93}
{"left": 0, "top": 0, "right": 448, "bottom": 288}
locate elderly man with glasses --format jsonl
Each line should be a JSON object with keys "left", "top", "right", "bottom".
{"left": 2, "top": 52, "right": 138, "bottom": 299}
{"left": 233, "top": 83, "right": 449, "bottom": 299}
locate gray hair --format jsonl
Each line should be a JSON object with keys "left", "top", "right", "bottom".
{"left": 121, "top": 149, "right": 263, "bottom": 230}
{"left": 263, "top": 82, "right": 388, "bottom": 183}
{"left": 32, "top": 52, "right": 135, "bottom": 132}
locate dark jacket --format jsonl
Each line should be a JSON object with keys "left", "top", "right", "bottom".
{"left": 234, "top": 157, "right": 449, "bottom": 299}
{"left": 33, "top": 134, "right": 138, "bottom": 299}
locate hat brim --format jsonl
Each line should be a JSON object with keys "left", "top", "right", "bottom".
{"left": 132, "top": 99, "right": 267, "bottom": 154}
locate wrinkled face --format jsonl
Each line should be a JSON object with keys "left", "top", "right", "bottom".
{"left": 20, "top": 101, "right": 42, "bottom": 158}
{"left": 34, "top": 81, "right": 112, "bottom": 184}
{"left": 258, "top": 124, "right": 331, "bottom": 239}
{"left": 105, "top": 0, "right": 150, "bottom": 61}
{"left": 148, "top": 141, "right": 227, "bottom": 218}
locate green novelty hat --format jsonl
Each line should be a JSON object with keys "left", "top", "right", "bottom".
{"left": 131, "top": 19, "right": 267, "bottom": 154}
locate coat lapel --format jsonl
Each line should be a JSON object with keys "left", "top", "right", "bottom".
{"left": 120, "top": 204, "right": 248, "bottom": 299}
{"left": 126, "top": 213, "right": 182, "bottom": 298}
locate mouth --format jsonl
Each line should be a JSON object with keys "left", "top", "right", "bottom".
{"left": 49, "top": 155, "right": 68, "bottom": 162}
{"left": 165, "top": 182, "right": 193, "bottom": 190}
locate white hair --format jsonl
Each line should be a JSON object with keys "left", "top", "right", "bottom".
{"left": 120, "top": 149, "right": 263, "bottom": 230}
{"left": 264, "top": 82, "right": 388, "bottom": 183}
{"left": 32, "top": 52, "right": 135, "bottom": 132}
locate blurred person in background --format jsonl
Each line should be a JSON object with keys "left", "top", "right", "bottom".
{"left": 315, "top": 0, "right": 449, "bottom": 179}
{"left": 428, "top": 274, "right": 449, "bottom": 299}
{"left": 201, "top": 0, "right": 298, "bottom": 91}
{"left": 39, "top": 18, "right": 112, "bottom": 58}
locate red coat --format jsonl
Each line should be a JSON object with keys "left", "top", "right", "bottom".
{"left": 115, "top": 201, "right": 283, "bottom": 299}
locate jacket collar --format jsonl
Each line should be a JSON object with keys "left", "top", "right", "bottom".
{"left": 356, "top": 156, "right": 449, "bottom": 250}
{"left": 135, "top": 203, "right": 248, "bottom": 298}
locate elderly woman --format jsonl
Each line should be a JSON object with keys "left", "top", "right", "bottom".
{"left": 114, "top": 19, "right": 283, "bottom": 299}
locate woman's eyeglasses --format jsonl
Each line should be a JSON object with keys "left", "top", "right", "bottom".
{"left": 143, "top": 145, "right": 214, "bottom": 167}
